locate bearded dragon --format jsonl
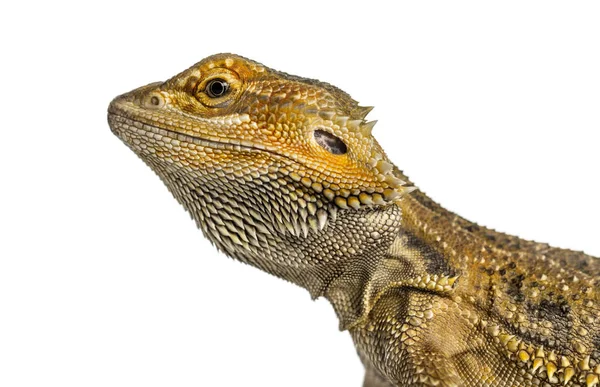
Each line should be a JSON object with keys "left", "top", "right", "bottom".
{"left": 107, "top": 54, "right": 600, "bottom": 386}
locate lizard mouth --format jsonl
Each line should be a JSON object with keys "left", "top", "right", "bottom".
{"left": 108, "top": 111, "right": 265, "bottom": 154}
{"left": 107, "top": 92, "right": 274, "bottom": 155}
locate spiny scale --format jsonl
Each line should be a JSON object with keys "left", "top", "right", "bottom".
{"left": 355, "top": 105, "right": 374, "bottom": 119}
{"left": 361, "top": 120, "right": 377, "bottom": 136}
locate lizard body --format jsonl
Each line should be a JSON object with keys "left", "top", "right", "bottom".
{"left": 108, "top": 54, "right": 600, "bottom": 386}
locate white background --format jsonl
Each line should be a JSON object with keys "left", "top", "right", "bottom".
{"left": 1, "top": 1, "right": 599, "bottom": 386}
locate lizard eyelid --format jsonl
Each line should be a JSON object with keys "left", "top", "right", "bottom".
{"left": 314, "top": 129, "right": 347, "bottom": 155}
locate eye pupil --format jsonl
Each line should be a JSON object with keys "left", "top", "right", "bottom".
{"left": 150, "top": 96, "right": 160, "bottom": 106}
{"left": 206, "top": 79, "right": 229, "bottom": 98}
{"left": 314, "top": 129, "right": 347, "bottom": 155}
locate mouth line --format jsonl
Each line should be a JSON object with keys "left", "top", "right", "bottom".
{"left": 108, "top": 111, "right": 273, "bottom": 154}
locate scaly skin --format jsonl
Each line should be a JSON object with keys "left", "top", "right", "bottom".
{"left": 108, "top": 54, "right": 600, "bottom": 386}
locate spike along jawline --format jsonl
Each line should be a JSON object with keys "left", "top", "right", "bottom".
{"left": 304, "top": 106, "right": 415, "bottom": 208}
{"left": 298, "top": 117, "right": 416, "bottom": 211}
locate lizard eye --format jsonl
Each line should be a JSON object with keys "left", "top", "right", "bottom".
{"left": 205, "top": 79, "right": 230, "bottom": 98}
{"left": 314, "top": 129, "right": 347, "bottom": 155}
{"left": 194, "top": 69, "right": 240, "bottom": 108}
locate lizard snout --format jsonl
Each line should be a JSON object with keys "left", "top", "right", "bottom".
{"left": 108, "top": 81, "right": 163, "bottom": 115}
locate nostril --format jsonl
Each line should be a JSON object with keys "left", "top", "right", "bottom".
{"left": 143, "top": 92, "right": 165, "bottom": 109}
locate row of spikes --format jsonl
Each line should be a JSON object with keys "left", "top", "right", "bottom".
{"left": 316, "top": 108, "right": 377, "bottom": 137}
{"left": 256, "top": 97, "right": 375, "bottom": 134}
{"left": 488, "top": 324, "right": 600, "bottom": 385}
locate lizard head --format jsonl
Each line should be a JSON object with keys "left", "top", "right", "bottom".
{"left": 108, "top": 54, "right": 410, "bottom": 287}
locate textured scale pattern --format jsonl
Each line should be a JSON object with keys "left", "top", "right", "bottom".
{"left": 108, "top": 54, "right": 600, "bottom": 386}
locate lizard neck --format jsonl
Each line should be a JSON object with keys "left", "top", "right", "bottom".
{"left": 323, "top": 194, "right": 461, "bottom": 330}
{"left": 152, "top": 154, "right": 473, "bottom": 331}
